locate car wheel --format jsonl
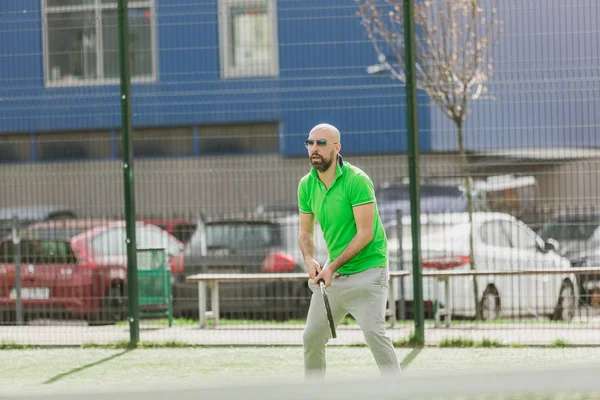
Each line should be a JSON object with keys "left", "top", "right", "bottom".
{"left": 102, "top": 284, "right": 127, "bottom": 324}
{"left": 481, "top": 285, "right": 500, "bottom": 321}
{"left": 553, "top": 279, "right": 576, "bottom": 321}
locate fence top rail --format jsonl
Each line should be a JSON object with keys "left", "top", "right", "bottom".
{"left": 185, "top": 268, "right": 600, "bottom": 282}
{"left": 185, "top": 270, "right": 410, "bottom": 283}
{"left": 186, "top": 273, "right": 307, "bottom": 283}
{"left": 422, "top": 267, "right": 600, "bottom": 277}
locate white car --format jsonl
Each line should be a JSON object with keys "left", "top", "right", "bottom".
{"left": 386, "top": 212, "right": 578, "bottom": 321}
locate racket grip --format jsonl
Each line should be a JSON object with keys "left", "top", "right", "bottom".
{"left": 317, "top": 278, "right": 325, "bottom": 286}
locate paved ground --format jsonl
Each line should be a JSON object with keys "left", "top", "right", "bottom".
{"left": 1, "top": 321, "right": 600, "bottom": 346}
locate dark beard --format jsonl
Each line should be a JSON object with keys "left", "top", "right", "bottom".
{"left": 310, "top": 154, "right": 333, "bottom": 172}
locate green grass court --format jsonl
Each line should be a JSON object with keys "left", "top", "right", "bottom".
{"left": 3, "top": 347, "right": 600, "bottom": 397}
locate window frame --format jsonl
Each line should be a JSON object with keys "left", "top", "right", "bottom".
{"left": 42, "top": 0, "right": 157, "bottom": 87}
{"left": 218, "top": 0, "right": 279, "bottom": 79}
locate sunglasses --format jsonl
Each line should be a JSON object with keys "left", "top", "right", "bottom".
{"left": 304, "top": 139, "right": 338, "bottom": 149}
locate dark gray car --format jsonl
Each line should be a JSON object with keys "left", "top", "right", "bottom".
{"left": 538, "top": 211, "right": 600, "bottom": 306}
{"left": 173, "top": 215, "right": 327, "bottom": 320}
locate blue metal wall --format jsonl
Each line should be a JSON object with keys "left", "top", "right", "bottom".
{"left": 430, "top": 0, "right": 600, "bottom": 151}
{"left": 0, "top": 0, "right": 431, "bottom": 157}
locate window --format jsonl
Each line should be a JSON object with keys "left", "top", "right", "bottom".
{"left": 539, "top": 220, "right": 600, "bottom": 242}
{"left": 136, "top": 226, "right": 182, "bottom": 258}
{"left": 206, "top": 222, "right": 281, "bottom": 250}
{"left": 504, "top": 221, "right": 539, "bottom": 250}
{"left": 43, "top": 0, "right": 155, "bottom": 86}
{"left": 479, "top": 221, "right": 511, "bottom": 248}
{"left": 198, "top": 123, "right": 278, "bottom": 154}
{"left": 219, "top": 0, "right": 279, "bottom": 78}
{"left": 36, "top": 131, "right": 112, "bottom": 160}
{"left": 92, "top": 227, "right": 126, "bottom": 256}
{"left": 92, "top": 226, "right": 182, "bottom": 258}
{"left": 116, "top": 127, "right": 196, "bottom": 158}
{"left": 0, "top": 135, "right": 30, "bottom": 163}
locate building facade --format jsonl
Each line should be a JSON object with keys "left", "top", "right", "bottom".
{"left": 0, "top": 0, "right": 432, "bottom": 163}
{"left": 0, "top": 0, "right": 598, "bottom": 218}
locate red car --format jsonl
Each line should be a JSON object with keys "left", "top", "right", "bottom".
{"left": 0, "top": 219, "right": 183, "bottom": 324}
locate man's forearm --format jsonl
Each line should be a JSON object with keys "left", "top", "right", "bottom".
{"left": 328, "top": 231, "right": 373, "bottom": 272}
{"left": 299, "top": 232, "right": 316, "bottom": 263}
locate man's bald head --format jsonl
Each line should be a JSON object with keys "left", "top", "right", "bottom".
{"left": 308, "top": 123, "right": 341, "bottom": 143}
{"left": 306, "top": 123, "right": 342, "bottom": 173}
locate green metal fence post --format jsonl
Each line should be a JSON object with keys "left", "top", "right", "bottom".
{"left": 117, "top": 0, "right": 140, "bottom": 346}
{"left": 402, "top": 0, "right": 425, "bottom": 343}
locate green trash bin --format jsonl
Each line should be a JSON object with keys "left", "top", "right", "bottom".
{"left": 137, "top": 247, "right": 173, "bottom": 327}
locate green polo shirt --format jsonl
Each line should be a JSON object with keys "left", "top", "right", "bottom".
{"left": 297, "top": 155, "right": 388, "bottom": 274}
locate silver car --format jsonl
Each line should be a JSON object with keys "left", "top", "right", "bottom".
{"left": 387, "top": 212, "right": 578, "bottom": 321}
{"left": 174, "top": 214, "right": 328, "bottom": 320}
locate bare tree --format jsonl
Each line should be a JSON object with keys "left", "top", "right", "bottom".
{"left": 356, "top": 0, "right": 500, "bottom": 320}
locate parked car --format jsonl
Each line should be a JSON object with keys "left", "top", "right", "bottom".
{"left": 0, "top": 205, "right": 77, "bottom": 238}
{"left": 375, "top": 181, "right": 488, "bottom": 225}
{"left": 538, "top": 211, "right": 600, "bottom": 306}
{"left": 0, "top": 219, "right": 183, "bottom": 324}
{"left": 174, "top": 214, "right": 328, "bottom": 320}
{"left": 386, "top": 212, "right": 578, "bottom": 321}
{"left": 376, "top": 174, "right": 539, "bottom": 226}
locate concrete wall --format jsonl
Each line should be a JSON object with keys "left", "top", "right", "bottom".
{"left": 536, "top": 159, "right": 600, "bottom": 209}
{"left": 0, "top": 154, "right": 463, "bottom": 218}
{"left": 2, "top": 153, "right": 597, "bottom": 220}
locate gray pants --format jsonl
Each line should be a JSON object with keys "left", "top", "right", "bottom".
{"left": 303, "top": 267, "right": 400, "bottom": 378}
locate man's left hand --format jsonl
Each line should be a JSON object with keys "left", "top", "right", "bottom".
{"left": 314, "top": 264, "right": 334, "bottom": 287}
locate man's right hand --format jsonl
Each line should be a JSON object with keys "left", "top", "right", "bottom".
{"left": 305, "top": 258, "right": 322, "bottom": 280}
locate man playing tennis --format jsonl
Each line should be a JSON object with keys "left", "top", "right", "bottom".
{"left": 298, "top": 123, "right": 400, "bottom": 378}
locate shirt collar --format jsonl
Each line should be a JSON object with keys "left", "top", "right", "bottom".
{"left": 336, "top": 154, "right": 344, "bottom": 175}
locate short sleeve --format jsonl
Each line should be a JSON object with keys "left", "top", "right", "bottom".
{"left": 298, "top": 178, "right": 312, "bottom": 214}
{"left": 349, "top": 173, "right": 375, "bottom": 207}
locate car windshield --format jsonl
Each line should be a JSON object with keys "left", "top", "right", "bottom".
{"left": 206, "top": 222, "right": 281, "bottom": 250}
{"left": 539, "top": 220, "right": 600, "bottom": 241}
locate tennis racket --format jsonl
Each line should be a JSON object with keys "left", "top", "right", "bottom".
{"left": 318, "top": 278, "right": 336, "bottom": 339}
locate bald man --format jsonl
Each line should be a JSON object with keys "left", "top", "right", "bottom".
{"left": 297, "top": 123, "right": 400, "bottom": 378}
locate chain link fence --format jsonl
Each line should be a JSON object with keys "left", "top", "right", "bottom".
{"left": 0, "top": 0, "right": 599, "bottom": 346}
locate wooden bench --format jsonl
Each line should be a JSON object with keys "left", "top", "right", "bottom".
{"left": 185, "top": 271, "right": 410, "bottom": 328}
